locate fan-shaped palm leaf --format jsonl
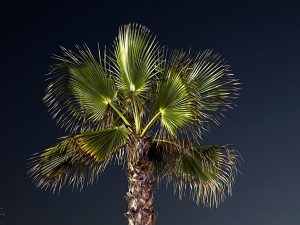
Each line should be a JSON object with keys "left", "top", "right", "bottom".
{"left": 141, "top": 51, "right": 194, "bottom": 137}
{"left": 112, "top": 23, "right": 160, "bottom": 97}
{"left": 186, "top": 50, "right": 240, "bottom": 125}
{"left": 45, "top": 45, "right": 118, "bottom": 133}
{"left": 148, "top": 141, "right": 238, "bottom": 207}
{"left": 29, "top": 126, "right": 130, "bottom": 191}
{"left": 153, "top": 74, "right": 193, "bottom": 136}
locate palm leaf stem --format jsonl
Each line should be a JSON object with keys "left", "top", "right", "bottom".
{"left": 109, "top": 102, "right": 131, "bottom": 127}
{"left": 140, "top": 112, "right": 161, "bottom": 137}
{"left": 152, "top": 139, "right": 180, "bottom": 147}
{"left": 131, "top": 94, "right": 141, "bottom": 134}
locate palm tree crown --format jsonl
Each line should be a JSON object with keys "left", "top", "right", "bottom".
{"left": 29, "top": 23, "right": 240, "bottom": 224}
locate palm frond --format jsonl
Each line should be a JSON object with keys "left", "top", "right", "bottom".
{"left": 44, "top": 44, "right": 117, "bottom": 133}
{"left": 28, "top": 126, "right": 130, "bottom": 191}
{"left": 112, "top": 23, "right": 161, "bottom": 98}
{"left": 151, "top": 52, "right": 194, "bottom": 136}
{"left": 186, "top": 50, "right": 240, "bottom": 126}
{"left": 149, "top": 141, "right": 239, "bottom": 207}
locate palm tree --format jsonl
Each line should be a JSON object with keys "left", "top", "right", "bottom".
{"left": 29, "top": 23, "right": 240, "bottom": 225}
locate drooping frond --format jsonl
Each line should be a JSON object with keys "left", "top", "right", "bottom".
{"left": 44, "top": 44, "right": 117, "bottom": 133}
{"left": 186, "top": 50, "right": 240, "bottom": 126}
{"left": 149, "top": 141, "right": 239, "bottom": 207}
{"left": 28, "top": 126, "right": 130, "bottom": 191}
{"left": 112, "top": 23, "right": 161, "bottom": 98}
{"left": 174, "top": 145, "right": 239, "bottom": 207}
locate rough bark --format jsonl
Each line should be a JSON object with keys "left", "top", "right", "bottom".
{"left": 125, "top": 138, "right": 155, "bottom": 225}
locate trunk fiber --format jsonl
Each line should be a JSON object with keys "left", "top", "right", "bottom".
{"left": 125, "top": 139, "right": 155, "bottom": 225}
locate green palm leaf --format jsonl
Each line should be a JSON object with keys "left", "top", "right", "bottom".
{"left": 150, "top": 52, "right": 194, "bottom": 136}
{"left": 175, "top": 145, "right": 238, "bottom": 207}
{"left": 149, "top": 141, "right": 239, "bottom": 207}
{"left": 112, "top": 23, "right": 160, "bottom": 98}
{"left": 28, "top": 126, "right": 130, "bottom": 191}
{"left": 45, "top": 45, "right": 117, "bottom": 133}
{"left": 155, "top": 75, "right": 193, "bottom": 135}
{"left": 186, "top": 50, "right": 240, "bottom": 125}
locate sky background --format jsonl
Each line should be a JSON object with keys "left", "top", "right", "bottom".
{"left": 1, "top": 0, "right": 300, "bottom": 224}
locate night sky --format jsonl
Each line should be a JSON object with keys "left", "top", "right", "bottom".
{"left": 1, "top": 1, "right": 300, "bottom": 224}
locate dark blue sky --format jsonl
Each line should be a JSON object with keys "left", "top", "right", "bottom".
{"left": 1, "top": 1, "right": 300, "bottom": 224}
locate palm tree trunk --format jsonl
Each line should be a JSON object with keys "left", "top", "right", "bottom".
{"left": 125, "top": 138, "right": 155, "bottom": 225}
